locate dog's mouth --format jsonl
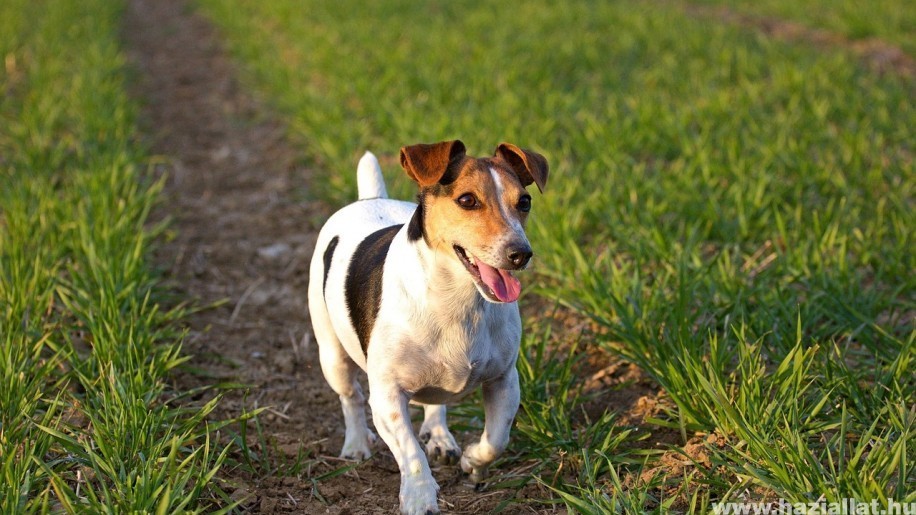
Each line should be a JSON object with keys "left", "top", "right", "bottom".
{"left": 453, "top": 245, "right": 521, "bottom": 303}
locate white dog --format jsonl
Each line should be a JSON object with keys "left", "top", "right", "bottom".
{"left": 307, "top": 140, "right": 548, "bottom": 514}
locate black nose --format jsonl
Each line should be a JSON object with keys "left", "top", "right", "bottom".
{"left": 507, "top": 245, "right": 533, "bottom": 268}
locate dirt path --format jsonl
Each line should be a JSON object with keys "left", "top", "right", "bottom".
{"left": 122, "top": 0, "right": 555, "bottom": 513}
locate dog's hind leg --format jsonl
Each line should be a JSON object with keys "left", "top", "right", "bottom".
{"left": 317, "top": 332, "right": 375, "bottom": 459}
{"left": 309, "top": 293, "right": 375, "bottom": 460}
{"left": 418, "top": 405, "right": 461, "bottom": 466}
{"left": 319, "top": 340, "right": 375, "bottom": 460}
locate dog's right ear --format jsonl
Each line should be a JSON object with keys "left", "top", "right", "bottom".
{"left": 400, "top": 140, "right": 466, "bottom": 187}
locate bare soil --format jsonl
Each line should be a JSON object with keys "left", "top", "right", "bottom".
{"left": 122, "top": 0, "right": 565, "bottom": 512}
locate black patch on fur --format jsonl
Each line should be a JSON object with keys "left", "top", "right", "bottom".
{"left": 427, "top": 180, "right": 457, "bottom": 197}
{"left": 345, "top": 224, "right": 402, "bottom": 354}
{"left": 407, "top": 199, "right": 425, "bottom": 242}
{"left": 322, "top": 236, "right": 339, "bottom": 296}
{"left": 439, "top": 161, "right": 462, "bottom": 186}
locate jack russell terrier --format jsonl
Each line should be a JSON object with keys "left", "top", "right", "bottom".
{"left": 307, "top": 140, "right": 548, "bottom": 514}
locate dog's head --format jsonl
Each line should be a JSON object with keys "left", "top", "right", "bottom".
{"left": 400, "top": 140, "right": 548, "bottom": 303}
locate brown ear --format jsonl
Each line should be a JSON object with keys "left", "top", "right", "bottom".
{"left": 399, "top": 140, "right": 466, "bottom": 187}
{"left": 495, "top": 143, "right": 548, "bottom": 193}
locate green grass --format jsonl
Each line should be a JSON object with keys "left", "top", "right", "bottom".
{"left": 5, "top": 0, "right": 911, "bottom": 511}
{"left": 0, "top": 0, "right": 232, "bottom": 511}
{"left": 690, "top": 0, "right": 916, "bottom": 55}
{"left": 197, "top": 0, "right": 915, "bottom": 510}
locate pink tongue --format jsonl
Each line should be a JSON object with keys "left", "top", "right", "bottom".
{"left": 476, "top": 259, "right": 521, "bottom": 303}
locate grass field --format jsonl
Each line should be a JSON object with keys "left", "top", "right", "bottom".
{"left": 692, "top": 0, "right": 916, "bottom": 55}
{"left": 1, "top": 0, "right": 912, "bottom": 512}
{"left": 197, "top": 0, "right": 914, "bottom": 510}
{"left": 0, "top": 0, "right": 231, "bottom": 511}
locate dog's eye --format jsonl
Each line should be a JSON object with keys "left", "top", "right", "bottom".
{"left": 456, "top": 193, "right": 479, "bottom": 209}
{"left": 517, "top": 195, "right": 532, "bottom": 212}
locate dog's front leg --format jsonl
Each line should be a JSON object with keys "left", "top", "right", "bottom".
{"left": 369, "top": 378, "right": 439, "bottom": 515}
{"left": 461, "top": 367, "right": 520, "bottom": 483}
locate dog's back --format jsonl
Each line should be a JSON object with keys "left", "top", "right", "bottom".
{"left": 308, "top": 152, "right": 413, "bottom": 368}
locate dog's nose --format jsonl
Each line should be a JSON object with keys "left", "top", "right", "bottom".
{"left": 507, "top": 245, "right": 533, "bottom": 268}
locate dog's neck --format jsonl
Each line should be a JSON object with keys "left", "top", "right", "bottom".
{"left": 408, "top": 230, "right": 487, "bottom": 317}
{"left": 405, "top": 234, "right": 492, "bottom": 364}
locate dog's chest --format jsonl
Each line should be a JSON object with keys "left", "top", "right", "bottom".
{"left": 432, "top": 347, "right": 494, "bottom": 393}
{"left": 409, "top": 347, "right": 504, "bottom": 405}
{"left": 403, "top": 308, "right": 519, "bottom": 405}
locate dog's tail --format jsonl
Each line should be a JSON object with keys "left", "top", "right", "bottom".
{"left": 357, "top": 151, "right": 388, "bottom": 200}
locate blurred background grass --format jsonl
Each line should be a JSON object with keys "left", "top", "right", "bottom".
{"left": 692, "top": 0, "right": 916, "bottom": 54}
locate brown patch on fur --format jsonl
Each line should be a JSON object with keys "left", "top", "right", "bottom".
{"left": 399, "top": 140, "right": 466, "bottom": 187}
{"left": 422, "top": 158, "right": 530, "bottom": 269}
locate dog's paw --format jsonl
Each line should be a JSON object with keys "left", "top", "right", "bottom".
{"left": 399, "top": 475, "right": 439, "bottom": 515}
{"left": 419, "top": 430, "right": 461, "bottom": 467}
{"left": 460, "top": 443, "right": 491, "bottom": 484}
{"left": 340, "top": 429, "right": 377, "bottom": 461}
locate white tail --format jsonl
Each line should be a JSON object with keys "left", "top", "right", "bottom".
{"left": 357, "top": 151, "right": 388, "bottom": 200}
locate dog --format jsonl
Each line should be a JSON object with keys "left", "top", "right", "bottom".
{"left": 307, "top": 140, "right": 547, "bottom": 514}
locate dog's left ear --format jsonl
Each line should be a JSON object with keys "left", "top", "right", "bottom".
{"left": 495, "top": 143, "right": 549, "bottom": 193}
{"left": 400, "top": 140, "right": 467, "bottom": 187}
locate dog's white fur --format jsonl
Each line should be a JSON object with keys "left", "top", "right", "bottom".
{"left": 308, "top": 143, "right": 545, "bottom": 514}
